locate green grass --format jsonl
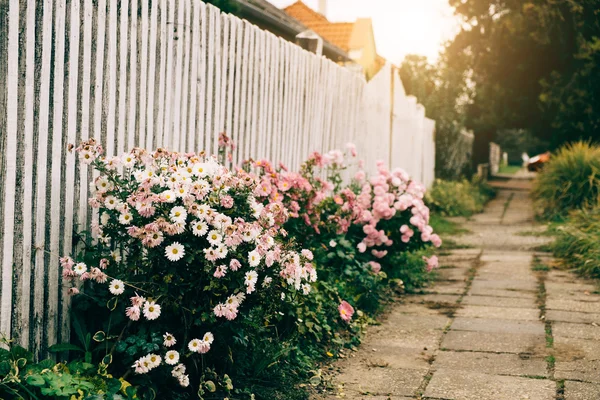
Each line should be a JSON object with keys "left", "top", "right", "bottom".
{"left": 426, "top": 178, "right": 496, "bottom": 218}
{"left": 429, "top": 215, "right": 469, "bottom": 236}
{"left": 498, "top": 164, "right": 522, "bottom": 175}
{"left": 533, "top": 263, "right": 550, "bottom": 272}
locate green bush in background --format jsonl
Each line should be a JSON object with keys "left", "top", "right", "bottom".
{"left": 552, "top": 209, "right": 600, "bottom": 278}
{"left": 426, "top": 178, "right": 495, "bottom": 217}
{"left": 532, "top": 142, "right": 600, "bottom": 220}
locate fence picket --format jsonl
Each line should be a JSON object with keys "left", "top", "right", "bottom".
{"left": 0, "top": 0, "right": 436, "bottom": 352}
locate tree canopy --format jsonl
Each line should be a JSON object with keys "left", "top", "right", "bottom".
{"left": 401, "top": 0, "right": 600, "bottom": 168}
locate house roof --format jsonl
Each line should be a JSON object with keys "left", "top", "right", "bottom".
{"left": 231, "top": 0, "right": 350, "bottom": 61}
{"left": 285, "top": 1, "right": 356, "bottom": 52}
{"left": 284, "top": 1, "right": 382, "bottom": 60}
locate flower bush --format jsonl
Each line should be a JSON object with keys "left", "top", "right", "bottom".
{"left": 62, "top": 139, "right": 317, "bottom": 398}
{"left": 10, "top": 136, "right": 442, "bottom": 400}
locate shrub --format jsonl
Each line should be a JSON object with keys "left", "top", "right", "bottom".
{"left": 532, "top": 141, "right": 600, "bottom": 220}
{"left": 425, "top": 178, "right": 495, "bottom": 217}
{"left": 0, "top": 336, "right": 135, "bottom": 400}
{"left": 552, "top": 209, "right": 600, "bottom": 278}
{"left": 6, "top": 138, "right": 440, "bottom": 399}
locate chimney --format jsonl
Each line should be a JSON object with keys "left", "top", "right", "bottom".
{"left": 318, "top": 0, "right": 327, "bottom": 18}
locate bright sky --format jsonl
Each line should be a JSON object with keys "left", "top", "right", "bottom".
{"left": 268, "top": 0, "right": 460, "bottom": 63}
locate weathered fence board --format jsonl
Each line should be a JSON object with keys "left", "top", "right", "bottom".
{"left": 0, "top": 0, "right": 435, "bottom": 355}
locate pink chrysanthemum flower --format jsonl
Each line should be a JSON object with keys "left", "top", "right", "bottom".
{"left": 338, "top": 301, "right": 355, "bottom": 322}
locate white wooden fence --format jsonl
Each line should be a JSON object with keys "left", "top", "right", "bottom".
{"left": 0, "top": 0, "right": 434, "bottom": 355}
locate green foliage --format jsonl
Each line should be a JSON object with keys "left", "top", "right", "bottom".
{"left": 0, "top": 337, "right": 135, "bottom": 400}
{"left": 532, "top": 142, "right": 600, "bottom": 219}
{"left": 399, "top": 55, "right": 473, "bottom": 179}
{"left": 551, "top": 209, "right": 600, "bottom": 278}
{"left": 426, "top": 179, "right": 495, "bottom": 217}
{"left": 445, "top": 0, "right": 600, "bottom": 159}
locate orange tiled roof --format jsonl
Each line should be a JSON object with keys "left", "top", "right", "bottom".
{"left": 284, "top": 1, "right": 328, "bottom": 24}
{"left": 284, "top": 1, "right": 355, "bottom": 51}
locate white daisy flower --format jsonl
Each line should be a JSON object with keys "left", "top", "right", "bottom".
{"left": 203, "top": 332, "right": 214, "bottom": 345}
{"left": 169, "top": 206, "right": 187, "bottom": 224}
{"left": 248, "top": 250, "right": 261, "bottom": 267}
{"left": 207, "top": 230, "right": 222, "bottom": 246}
{"left": 191, "top": 220, "right": 208, "bottom": 237}
{"left": 132, "top": 357, "right": 149, "bottom": 374}
{"left": 175, "top": 186, "right": 188, "bottom": 198}
{"left": 79, "top": 150, "right": 94, "bottom": 165}
{"left": 74, "top": 262, "right": 87, "bottom": 275}
{"left": 122, "top": 153, "right": 136, "bottom": 168}
{"left": 178, "top": 374, "right": 190, "bottom": 387}
{"left": 165, "top": 242, "right": 185, "bottom": 262}
{"left": 188, "top": 339, "right": 201, "bottom": 352}
{"left": 95, "top": 176, "right": 113, "bottom": 192}
{"left": 104, "top": 196, "right": 118, "bottom": 210}
{"left": 100, "top": 212, "right": 110, "bottom": 226}
{"left": 143, "top": 301, "right": 161, "bottom": 320}
{"left": 244, "top": 271, "right": 258, "bottom": 286}
{"left": 329, "top": 240, "right": 337, "bottom": 248}
{"left": 109, "top": 279, "right": 125, "bottom": 295}
{"left": 163, "top": 332, "right": 177, "bottom": 347}
{"left": 118, "top": 212, "right": 133, "bottom": 225}
{"left": 196, "top": 204, "right": 211, "bottom": 220}
{"left": 161, "top": 190, "right": 177, "bottom": 203}
{"left": 171, "top": 363, "right": 186, "bottom": 377}
{"left": 165, "top": 350, "right": 180, "bottom": 365}
{"left": 146, "top": 354, "right": 161, "bottom": 368}
{"left": 111, "top": 250, "right": 122, "bottom": 262}
{"left": 302, "top": 283, "right": 311, "bottom": 295}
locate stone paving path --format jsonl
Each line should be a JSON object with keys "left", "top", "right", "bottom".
{"left": 318, "top": 180, "right": 600, "bottom": 400}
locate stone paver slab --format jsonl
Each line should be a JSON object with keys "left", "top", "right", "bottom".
{"left": 462, "top": 295, "right": 537, "bottom": 309}
{"left": 553, "top": 321, "right": 600, "bottom": 340}
{"left": 409, "top": 294, "right": 461, "bottom": 305}
{"left": 441, "top": 331, "right": 545, "bottom": 354}
{"left": 351, "top": 344, "right": 432, "bottom": 370}
{"left": 555, "top": 360, "right": 600, "bottom": 383}
{"left": 382, "top": 313, "right": 450, "bottom": 331}
{"left": 469, "top": 287, "right": 536, "bottom": 299}
{"left": 476, "top": 272, "right": 537, "bottom": 282}
{"left": 424, "top": 369, "right": 555, "bottom": 400}
{"left": 334, "top": 365, "right": 425, "bottom": 397}
{"left": 564, "top": 381, "right": 600, "bottom": 400}
{"left": 545, "top": 281, "right": 597, "bottom": 294}
{"left": 547, "top": 298, "right": 600, "bottom": 313}
{"left": 470, "top": 279, "right": 537, "bottom": 292}
{"left": 455, "top": 305, "right": 540, "bottom": 321}
{"left": 554, "top": 336, "right": 600, "bottom": 361}
{"left": 433, "top": 351, "right": 547, "bottom": 377}
{"left": 451, "top": 317, "right": 545, "bottom": 335}
{"left": 546, "top": 309, "right": 600, "bottom": 324}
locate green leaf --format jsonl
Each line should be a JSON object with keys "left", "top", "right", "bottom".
{"left": 26, "top": 374, "right": 46, "bottom": 387}
{"left": 10, "top": 345, "right": 33, "bottom": 363}
{"left": 308, "top": 375, "right": 322, "bottom": 386}
{"left": 107, "top": 297, "right": 118, "bottom": 311}
{"left": 0, "top": 361, "right": 11, "bottom": 376}
{"left": 93, "top": 331, "right": 107, "bottom": 342}
{"left": 38, "top": 359, "right": 57, "bottom": 369}
{"left": 16, "top": 358, "right": 27, "bottom": 368}
{"left": 107, "top": 378, "right": 122, "bottom": 394}
{"left": 48, "top": 343, "right": 85, "bottom": 353}
{"left": 204, "top": 380, "right": 216, "bottom": 392}
{"left": 126, "top": 386, "right": 137, "bottom": 398}
{"left": 102, "top": 354, "right": 113, "bottom": 365}
{"left": 85, "top": 351, "right": 92, "bottom": 364}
